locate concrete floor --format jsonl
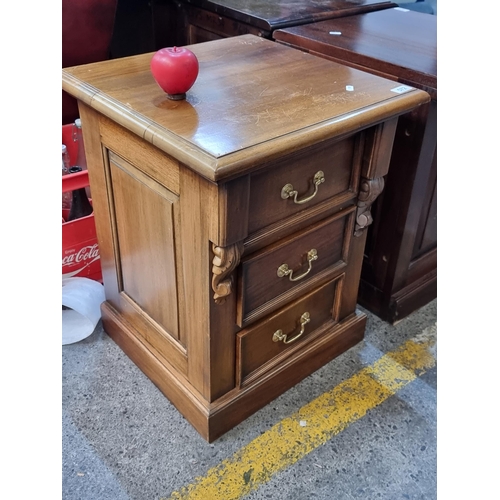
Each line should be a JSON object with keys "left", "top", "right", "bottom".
{"left": 62, "top": 299, "right": 437, "bottom": 500}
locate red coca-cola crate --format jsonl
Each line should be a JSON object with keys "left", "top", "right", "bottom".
{"left": 62, "top": 124, "right": 102, "bottom": 282}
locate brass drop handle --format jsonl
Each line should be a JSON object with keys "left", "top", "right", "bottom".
{"left": 273, "top": 312, "right": 311, "bottom": 344}
{"left": 277, "top": 249, "right": 318, "bottom": 282}
{"left": 281, "top": 171, "right": 325, "bottom": 205}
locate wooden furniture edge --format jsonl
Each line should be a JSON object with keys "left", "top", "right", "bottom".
{"left": 389, "top": 268, "right": 437, "bottom": 324}
{"left": 358, "top": 267, "right": 437, "bottom": 324}
{"left": 272, "top": 32, "right": 437, "bottom": 99}
{"left": 62, "top": 68, "right": 429, "bottom": 183}
{"left": 187, "top": 1, "right": 396, "bottom": 32}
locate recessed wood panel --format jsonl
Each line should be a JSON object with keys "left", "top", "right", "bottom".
{"left": 109, "top": 152, "right": 180, "bottom": 341}
{"left": 412, "top": 148, "right": 437, "bottom": 258}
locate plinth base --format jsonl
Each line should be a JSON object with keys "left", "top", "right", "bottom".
{"left": 101, "top": 301, "right": 366, "bottom": 442}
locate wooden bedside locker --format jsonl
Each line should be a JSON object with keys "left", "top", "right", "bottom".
{"left": 62, "top": 35, "right": 429, "bottom": 441}
{"left": 274, "top": 8, "right": 437, "bottom": 323}
{"left": 174, "top": 0, "right": 396, "bottom": 44}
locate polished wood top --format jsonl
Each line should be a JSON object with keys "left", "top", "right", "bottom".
{"left": 181, "top": 0, "right": 396, "bottom": 31}
{"left": 62, "top": 35, "right": 429, "bottom": 181}
{"left": 274, "top": 8, "right": 437, "bottom": 96}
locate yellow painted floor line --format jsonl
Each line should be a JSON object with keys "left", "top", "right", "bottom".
{"left": 166, "top": 325, "right": 437, "bottom": 500}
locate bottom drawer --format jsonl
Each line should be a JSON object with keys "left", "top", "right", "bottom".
{"left": 236, "top": 276, "right": 343, "bottom": 386}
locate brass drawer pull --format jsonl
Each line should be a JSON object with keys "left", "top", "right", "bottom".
{"left": 277, "top": 249, "right": 318, "bottom": 282}
{"left": 273, "top": 312, "right": 311, "bottom": 344}
{"left": 281, "top": 171, "right": 325, "bottom": 204}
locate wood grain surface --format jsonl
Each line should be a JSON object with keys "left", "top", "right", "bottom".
{"left": 63, "top": 34, "right": 429, "bottom": 181}
{"left": 274, "top": 8, "right": 437, "bottom": 97}
{"left": 180, "top": 0, "right": 396, "bottom": 31}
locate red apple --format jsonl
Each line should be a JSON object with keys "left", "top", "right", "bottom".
{"left": 150, "top": 46, "right": 199, "bottom": 100}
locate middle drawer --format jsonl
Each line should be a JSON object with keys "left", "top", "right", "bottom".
{"left": 237, "top": 207, "right": 355, "bottom": 327}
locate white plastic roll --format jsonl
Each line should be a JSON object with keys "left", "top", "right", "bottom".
{"left": 62, "top": 277, "right": 105, "bottom": 345}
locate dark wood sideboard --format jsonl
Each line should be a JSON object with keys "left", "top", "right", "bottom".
{"left": 62, "top": 35, "right": 429, "bottom": 441}
{"left": 174, "top": 0, "right": 396, "bottom": 44}
{"left": 274, "top": 8, "right": 437, "bottom": 323}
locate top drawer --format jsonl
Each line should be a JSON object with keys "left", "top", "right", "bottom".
{"left": 247, "top": 134, "right": 360, "bottom": 235}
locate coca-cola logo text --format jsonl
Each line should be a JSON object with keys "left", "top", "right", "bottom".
{"left": 62, "top": 244, "right": 100, "bottom": 268}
